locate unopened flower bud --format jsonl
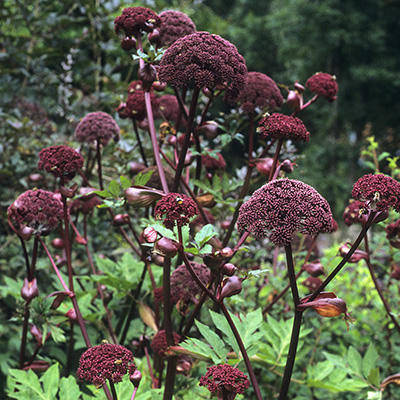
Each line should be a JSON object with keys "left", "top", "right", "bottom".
{"left": 21, "top": 278, "right": 39, "bottom": 302}
{"left": 138, "top": 64, "right": 158, "bottom": 91}
{"left": 112, "top": 214, "right": 130, "bottom": 226}
{"left": 65, "top": 308, "right": 78, "bottom": 322}
{"left": 143, "top": 227, "right": 157, "bottom": 243}
{"left": 148, "top": 29, "right": 161, "bottom": 46}
{"left": 51, "top": 238, "right": 65, "bottom": 249}
{"left": 196, "top": 193, "right": 215, "bottom": 208}
{"left": 153, "top": 237, "right": 182, "bottom": 258}
{"left": 221, "top": 220, "right": 231, "bottom": 230}
{"left": 303, "top": 260, "right": 325, "bottom": 277}
{"left": 194, "top": 121, "right": 220, "bottom": 140}
{"left": 215, "top": 247, "right": 234, "bottom": 260}
{"left": 124, "top": 186, "right": 164, "bottom": 208}
{"left": 218, "top": 276, "right": 242, "bottom": 302}
{"left": 116, "top": 102, "right": 129, "bottom": 119}
{"left": 121, "top": 36, "right": 137, "bottom": 51}
{"left": 286, "top": 90, "right": 301, "bottom": 111}
{"left": 29, "top": 173, "right": 44, "bottom": 183}
{"left": 60, "top": 184, "right": 78, "bottom": 198}
{"left": 19, "top": 226, "right": 35, "bottom": 241}
{"left": 152, "top": 81, "right": 167, "bottom": 91}
{"left": 339, "top": 243, "right": 368, "bottom": 263}
{"left": 294, "top": 81, "right": 305, "bottom": 93}
{"left": 75, "top": 234, "right": 87, "bottom": 245}
{"left": 30, "top": 324, "right": 42, "bottom": 345}
{"left": 129, "top": 369, "right": 142, "bottom": 388}
{"left": 221, "top": 263, "right": 236, "bottom": 276}
{"left": 279, "top": 159, "right": 295, "bottom": 174}
{"left": 254, "top": 158, "right": 276, "bottom": 177}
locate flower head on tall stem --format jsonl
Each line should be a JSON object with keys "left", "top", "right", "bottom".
{"left": 306, "top": 72, "right": 338, "bottom": 102}
{"left": 150, "top": 330, "right": 181, "bottom": 358}
{"left": 158, "top": 10, "right": 196, "bottom": 47}
{"left": 257, "top": 113, "right": 310, "bottom": 143}
{"left": 76, "top": 342, "right": 136, "bottom": 388}
{"left": 199, "top": 364, "right": 250, "bottom": 399}
{"left": 125, "top": 90, "right": 159, "bottom": 121}
{"left": 38, "top": 145, "right": 84, "bottom": 180}
{"left": 343, "top": 199, "right": 368, "bottom": 226}
{"left": 114, "top": 7, "right": 160, "bottom": 37}
{"left": 225, "top": 71, "right": 283, "bottom": 115}
{"left": 8, "top": 189, "right": 64, "bottom": 236}
{"left": 75, "top": 111, "right": 120, "bottom": 146}
{"left": 154, "top": 193, "right": 198, "bottom": 229}
{"left": 237, "top": 179, "right": 333, "bottom": 246}
{"left": 352, "top": 173, "right": 400, "bottom": 213}
{"left": 158, "top": 31, "right": 247, "bottom": 100}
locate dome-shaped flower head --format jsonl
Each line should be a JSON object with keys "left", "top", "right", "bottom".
{"left": 257, "top": 113, "right": 310, "bottom": 143}
{"left": 352, "top": 174, "right": 400, "bottom": 213}
{"left": 171, "top": 262, "right": 210, "bottom": 306}
{"left": 125, "top": 90, "right": 159, "bottom": 121}
{"left": 154, "top": 193, "right": 198, "bottom": 229}
{"left": 202, "top": 152, "right": 227, "bottom": 171}
{"left": 114, "top": 7, "right": 160, "bottom": 37}
{"left": 38, "top": 145, "right": 84, "bottom": 180}
{"left": 237, "top": 179, "right": 333, "bottom": 246}
{"left": 225, "top": 71, "right": 283, "bottom": 115}
{"left": 150, "top": 330, "right": 181, "bottom": 358}
{"left": 306, "top": 72, "right": 338, "bottom": 102}
{"left": 8, "top": 189, "right": 64, "bottom": 234}
{"left": 158, "top": 10, "right": 196, "bottom": 47}
{"left": 76, "top": 342, "right": 136, "bottom": 388}
{"left": 158, "top": 94, "right": 185, "bottom": 125}
{"left": 343, "top": 199, "right": 368, "bottom": 226}
{"left": 75, "top": 112, "right": 120, "bottom": 146}
{"left": 199, "top": 364, "right": 250, "bottom": 398}
{"left": 158, "top": 32, "right": 247, "bottom": 100}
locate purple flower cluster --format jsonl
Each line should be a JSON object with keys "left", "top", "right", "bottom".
{"left": 158, "top": 94, "right": 184, "bottom": 125}
{"left": 125, "top": 89, "right": 159, "bottom": 121}
{"left": 159, "top": 10, "right": 196, "bottom": 47}
{"left": 38, "top": 145, "right": 84, "bottom": 179}
{"left": 352, "top": 173, "right": 400, "bottom": 213}
{"left": 150, "top": 330, "right": 181, "bottom": 358}
{"left": 237, "top": 179, "right": 333, "bottom": 246}
{"left": 306, "top": 72, "right": 338, "bottom": 102}
{"left": 8, "top": 189, "right": 64, "bottom": 233}
{"left": 343, "top": 199, "right": 367, "bottom": 226}
{"left": 158, "top": 32, "right": 247, "bottom": 100}
{"left": 154, "top": 193, "right": 198, "bottom": 229}
{"left": 75, "top": 112, "right": 120, "bottom": 146}
{"left": 76, "top": 343, "right": 136, "bottom": 388}
{"left": 170, "top": 262, "right": 210, "bottom": 305}
{"left": 226, "top": 71, "right": 283, "bottom": 115}
{"left": 114, "top": 7, "right": 160, "bottom": 37}
{"left": 199, "top": 364, "right": 250, "bottom": 396}
{"left": 257, "top": 113, "right": 310, "bottom": 143}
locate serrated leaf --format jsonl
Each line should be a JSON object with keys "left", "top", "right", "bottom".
{"left": 185, "top": 247, "right": 199, "bottom": 255}
{"left": 194, "top": 320, "right": 227, "bottom": 362}
{"left": 40, "top": 363, "right": 59, "bottom": 400}
{"left": 367, "top": 368, "right": 380, "bottom": 388}
{"left": 181, "top": 338, "right": 216, "bottom": 361}
{"left": 363, "top": 344, "right": 378, "bottom": 379}
{"left": 7, "top": 369, "right": 45, "bottom": 399}
{"left": 149, "top": 223, "right": 176, "bottom": 240}
{"left": 109, "top": 180, "right": 120, "bottom": 197}
{"left": 134, "top": 170, "right": 154, "bottom": 186}
{"left": 199, "top": 244, "right": 213, "bottom": 254}
{"left": 93, "top": 189, "right": 112, "bottom": 198}
{"left": 347, "top": 346, "right": 363, "bottom": 377}
{"left": 120, "top": 175, "right": 131, "bottom": 190}
{"left": 194, "top": 224, "right": 217, "bottom": 248}
{"left": 59, "top": 376, "right": 82, "bottom": 400}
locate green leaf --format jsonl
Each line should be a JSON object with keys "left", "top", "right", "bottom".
{"left": 108, "top": 180, "right": 120, "bottom": 197}
{"left": 181, "top": 338, "right": 216, "bottom": 361}
{"left": 59, "top": 376, "right": 82, "bottom": 400}
{"left": 7, "top": 369, "right": 45, "bottom": 399}
{"left": 93, "top": 189, "right": 112, "bottom": 198}
{"left": 40, "top": 364, "right": 59, "bottom": 400}
{"left": 367, "top": 368, "right": 380, "bottom": 388}
{"left": 194, "top": 320, "right": 227, "bottom": 363}
{"left": 194, "top": 224, "right": 218, "bottom": 248}
{"left": 363, "top": 344, "right": 378, "bottom": 379}
{"left": 134, "top": 170, "right": 154, "bottom": 186}
{"left": 199, "top": 244, "right": 213, "bottom": 254}
{"left": 185, "top": 247, "right": 199, "bottom": 255}
{"left": 120, "top": 175, "right": 131, "bottom": 190}
{"left": 149, "top": 222, "right": 176, "bottom": 240}
{"left": 347, "top": 346, "right": 363, "bottom": 377}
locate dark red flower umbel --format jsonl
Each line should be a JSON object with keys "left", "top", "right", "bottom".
{"left": 158, "top": 32, "right": 247, "bottom": 100}
{"left": 306, "top": 72, "right": 338, "bottom": 102}
{"left": 114, "top": 7, "right": 160, "bottom": 37}
{"left": 76, "top": 342, "right": 136, "bottom": 388}
{"left": 202, "top": 152, "right": 227, "bottom": 171}
{"left": 8, "top": 189, "right": 64, "bottom": 234}
{"left": 150, "top": 330, "right": 181, "bottom": 358}
{"left": 159, "top": 10, "right": 196, "bottom": 47}
{"left": 125, "top": 90, "right": 159, "bottom": 121}
{"left": 352, "top": 174, "right": 400, "bottom": 213}
{"left": 154, "top": 193, "right": 198, "bottom": 229}
{"left": 237, "top": 179, "right": 333, "bottom": 246}
{"left": 158, "top": 94, "right": 185, "bottom": 125}
{"left": 257, "top": 113, "right": 310, "bottom": 143}
{"left": 199, "top": 364, "right": 250, "bottom": 398}
{"left": 38, "top": 145, "right": 84, "bottom": 180}
{"left": 226, "top": 71, "right": 283, "bottom": 115}
{"left": 75, "top": 112, "right": 120, "bottom": 146}
{"left": 343, "top": 199, "right": 367, "bottom": 226}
